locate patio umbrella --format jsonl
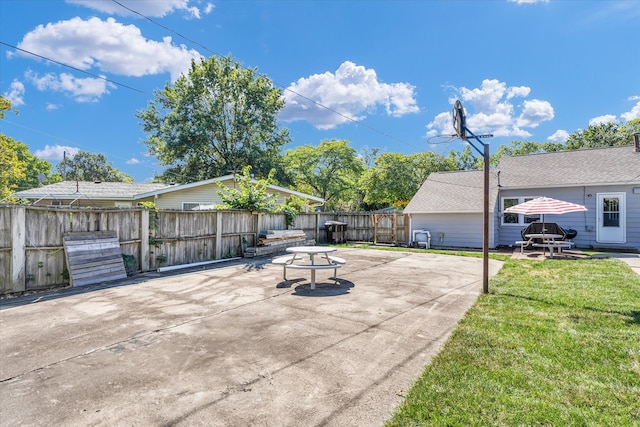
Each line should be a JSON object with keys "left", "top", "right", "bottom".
{"left": 504, "top": 196, "right": 587, "bottom": 231}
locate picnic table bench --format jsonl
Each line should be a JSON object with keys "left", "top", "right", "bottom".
{"left": 517, "top": 233, "right": 573, "bottom": 258}
{"left": 272, "top": 247, "right": 346, "bottom": 289}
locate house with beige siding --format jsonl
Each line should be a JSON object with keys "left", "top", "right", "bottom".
{"left": 12, "top": 175, "right": 324, "bottom": 210}
{"left": 404, "top": 145, "right": 640, "bottom": 251}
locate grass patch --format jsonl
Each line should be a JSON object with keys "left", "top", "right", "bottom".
{"left": 385, "top": 257, "right": 640, "bottom": 426}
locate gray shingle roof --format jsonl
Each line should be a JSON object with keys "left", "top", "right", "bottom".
{"left": 13, "top": 181, "right": 171, "bottom": 199}
{"left": 404, "top": 170, "right": 500, "bottom": 213}
{"left": 498, "top": 145, "right": 640, "bottom": 188}
{"left": 405, "top": 145, "right": 640, "bottom": 214}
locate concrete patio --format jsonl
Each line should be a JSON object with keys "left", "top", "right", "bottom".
{"left": 1, "top": 248, "right": 503, "bottom": 426}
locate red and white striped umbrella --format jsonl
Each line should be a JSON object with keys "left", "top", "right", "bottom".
{"left": 504, "top": 197, "right": 587, "bottom": 215}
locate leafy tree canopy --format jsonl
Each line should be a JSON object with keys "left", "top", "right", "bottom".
{"left": 1, "top": 96, "right": 60, "bottom": 201}
{"left": 56, "top": 151, "right": 133, "bottom": 182}
{"left": 359, "top": 152, "right": 457, "bottom": 210}
{"left": 0, "top": 134, "right": 25, "bottom": 201}
{"left": 283, "top": 139, "right": 365, "bottom": 211}
{"left": 565, "top": 118, "right": 640, "bottom": 150}
{"left": 137, "top": 54, "right": 290, "bottom": 184}
{"left": 489, "top": 140, "right": 565, "bottom": 166}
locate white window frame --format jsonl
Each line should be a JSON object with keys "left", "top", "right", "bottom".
{"left": 501, "top": 196, "right": 541, "bottom": 226}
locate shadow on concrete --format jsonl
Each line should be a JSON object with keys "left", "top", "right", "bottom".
{"left": 276, "top": 278, "right": 355, "bottom": 296}
{"left": 291, "top": 278, "right": 355, "bottom": 297}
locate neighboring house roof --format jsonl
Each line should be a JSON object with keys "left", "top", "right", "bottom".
{"left": 135, "top": 175, "right": 325, "bottom": 203}
{"left": 405, "top": 145, "right": 640, "bottom": 214}
{"left": 13, "top": 181, "right": 172, "bottom": 201}
{"left": 13, "top": 176, "right": 325, "bottom": 205}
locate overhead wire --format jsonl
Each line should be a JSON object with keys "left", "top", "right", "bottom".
{"left": 0, "top": 41, "right": 147, "bottom": 95}
{"left": 108, "top": 0, "right": 421, "bottom": 151}
{"left": 2, "top": 2, "right": 433, "bottom": 184}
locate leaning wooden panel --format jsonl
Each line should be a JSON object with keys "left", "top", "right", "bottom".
{"left": 63, "top": 231, "right": 127, "bottom": 287}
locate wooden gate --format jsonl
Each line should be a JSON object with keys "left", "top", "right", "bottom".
{"left": 372, "top": 213, "right": 408, "bottom": 245}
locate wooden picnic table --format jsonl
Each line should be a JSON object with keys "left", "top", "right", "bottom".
{"left": 524, "top": 233, "right": 571, "bottom": 258}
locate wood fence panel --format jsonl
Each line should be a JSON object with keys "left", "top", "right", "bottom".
{"left": 258, "top": 213, "right": 286, "bottom": 233}
{"left": 25, "top": 208, "right": 72, "bottom": 247}
{"left": 1, "top": 206, "right": 411, "bottom": 295}
{"left": 293, "top": 213, "right": 320, "bottom": 242}
{"left": 63, "top": 231, "right": 127, "bottom": 287}
{"left": 151, "top": 210, "right": 218, "bottom": 269}
{"left": 25, "top": 247, "right": 68, "bottom": 289}
{"left": 23, "top": 208, "right": 72, "bottom": 290}
{"left": 0, "top": 206, "right": 11, "bottom": 247}
{"left": 0, "top": 207, "right": 12, "bottom": 293}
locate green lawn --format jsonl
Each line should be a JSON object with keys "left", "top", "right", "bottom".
{"left": 385, "top": 256, "right": 640, "bottom": 426}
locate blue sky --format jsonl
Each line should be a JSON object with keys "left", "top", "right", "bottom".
{"left": 2, "top": 0, "right": 639, "bottom": 183}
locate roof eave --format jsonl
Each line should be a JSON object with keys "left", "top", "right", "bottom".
{"left": 501, "top": 181, "right": 640, "bottom": 190}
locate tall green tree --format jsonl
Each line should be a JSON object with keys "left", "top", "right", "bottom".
{"left": 565, "top": 119, "right": 640, "bottom": 150}
{"left": 0, "top": 135, "right": 25, "bottom": 201}
{"left": 359, "top": 152, "right": 457, "bottom": 210}
{"left": 1, "top": 96, "right": 60, "bottom": 200}
{"left": 56, "top": 151, "right": 133, "bottom": 182}
{"left": 137, "top": 54, "right": 290, "bottom": 183}
{"left": 283, "top": 139, "right": 364, "bottom": 211}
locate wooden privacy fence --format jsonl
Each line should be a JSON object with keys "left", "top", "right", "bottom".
{"left": 0, "top": 205, "right": 407, "bottom": 295}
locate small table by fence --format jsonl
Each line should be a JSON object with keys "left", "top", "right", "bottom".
{"left": 272, "top": 246, "right": 344, "bottom": 290}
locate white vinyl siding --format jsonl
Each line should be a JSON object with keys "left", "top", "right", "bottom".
{"left": 154, "top": 182, "right": 294, "bottom": 210}
{"left": 410, "top": 212, "right": 496, "bottom": 249}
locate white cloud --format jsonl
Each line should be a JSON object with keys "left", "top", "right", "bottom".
{"left": 280, "top": 61, "right": 419, "bottom": 130}
{"left": 15, "top": 17, "right": 201, "bottom": 82}
{"left": 34, "top": 145, "right": 79, "bottom": 161}
{"left": 621, "top": 100, "right": 640, "bottom": 121}
{"left": 426, "top": 79, "right": 555, "bottom": 138}
{"left": 3, "top": 80, "right": 26, "bottom": 107}
{"left": 589, "top": 114, "right": 617, "bottom": 126}
{"left": 517, "top": 99, "right": 555, "bottom": 128}
{"left": 26, "top": 71, "right": 111, "bottom": 102}
{"left": 46, "top": 103, "right": 61, "bottom": 111}
{"left": 548, "top": 129, "right": 570, "bottom": 143}
{"left": 126, "top": 157, "right": 141, "bottom": 165}
{"left": 65, "top": 0, "right": 214, "bottom": 19}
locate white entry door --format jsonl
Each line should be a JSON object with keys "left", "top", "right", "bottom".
{"left": 596, "top": 193, "right": 625, "bottom": 243}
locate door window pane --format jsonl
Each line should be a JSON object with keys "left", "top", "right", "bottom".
{"left": 603, "top": 198, "right": 620, "bottom": 227}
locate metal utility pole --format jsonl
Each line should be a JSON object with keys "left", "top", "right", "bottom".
{"left": 452, "top": 100, "right": 491, "bottom": 293}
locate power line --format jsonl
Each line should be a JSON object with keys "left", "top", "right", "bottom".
{"left": 109, "top": 0, "right": 420, "bottom": 150}
{"left": 111, "top": 0, "right": 214, "bottom": 55}
{"left": 0, "top": 41, "right": 147, "bottom": 95}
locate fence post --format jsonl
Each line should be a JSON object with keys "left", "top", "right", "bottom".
{"left": 215, "top": 211, "right": 223, "bottom": 260}
{"left": 140, "top": 208, "right": 150, "bottom": 272}
{"left": 11, "top": 205, "right": 26, "bottom": 292}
